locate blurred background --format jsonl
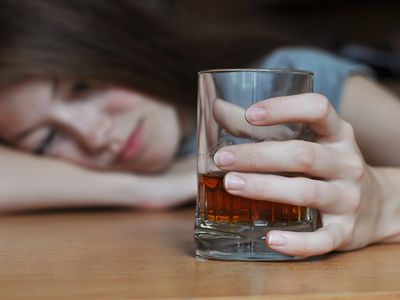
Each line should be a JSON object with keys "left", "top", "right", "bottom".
{"left": 135, "top": 0, "right": 400, "bottom": 94}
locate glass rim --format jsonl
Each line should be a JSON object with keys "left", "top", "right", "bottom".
{"left": 198, "top": 68, "right": 313, "bottom": 76}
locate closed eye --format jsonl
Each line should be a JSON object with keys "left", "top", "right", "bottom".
{"left": 34, "top": 128, "right": 58, "bottom": 155}
{"left": 70, "top": 81, "right": 90, "bottom": 98}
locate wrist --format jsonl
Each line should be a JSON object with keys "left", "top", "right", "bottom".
{"left": 370, "top": 167, "right": 400, "bottom": 243}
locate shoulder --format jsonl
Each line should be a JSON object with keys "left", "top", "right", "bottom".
{"left": 259, "top": 47, "right": 368, "bottom": 71}
{"left": 257, "top": 47, "right": 374, "bottom": 110}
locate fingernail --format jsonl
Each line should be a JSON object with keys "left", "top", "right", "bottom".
{"left": 267, "top": 233, "right": 287, "bottom": 247}
{"left": 214, "top": 151, "right": 235, "bottom": 167}
{"left": 246, "top": 107, "right": 266, "bottom": 122}
{"left": 225, "top": 174, "right": 245, "bottom": 190}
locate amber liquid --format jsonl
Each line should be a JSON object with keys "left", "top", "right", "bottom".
{"left": 199, "top": 173, "right": 308, "bottom": 224}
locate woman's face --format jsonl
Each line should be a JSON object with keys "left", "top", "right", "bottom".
{"left": 0, "top": 78, "right": 183, "bottom": 173}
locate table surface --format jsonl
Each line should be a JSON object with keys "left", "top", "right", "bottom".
{"left": 1, "top": 207, "right": 400, "bottom": 300}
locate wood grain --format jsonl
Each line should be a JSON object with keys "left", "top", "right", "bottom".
{"left": 1, "top": 208, "right": 400, "bottom": 300}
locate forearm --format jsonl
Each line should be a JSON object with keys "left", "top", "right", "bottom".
{"left": 0, "top": 147, "right": 197, "bottom": 212}
{"left": 340, "top": 75, "right": 400, "bottom": 166}
{"left": 372, "top": 166, "right": 400, "bottom": 243}
{"left": 0, "top": 147, "right": 129, "bottom": 212}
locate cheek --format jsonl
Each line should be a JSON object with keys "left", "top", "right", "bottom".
{"left": 103, "top": 90, "right": 144, "bottom": 112}
{"left": 144, "top": 107, "right": 181, "bottom": 166}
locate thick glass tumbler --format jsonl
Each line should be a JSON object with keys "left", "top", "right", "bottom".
{"left": 195, "top": 69, "right": 318, "bottom": 261}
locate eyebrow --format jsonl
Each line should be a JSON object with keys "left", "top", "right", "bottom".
{"left": 12, "top": 78, "right": 59, "bottom": 144}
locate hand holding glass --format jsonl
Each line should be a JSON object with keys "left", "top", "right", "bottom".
{"left": 195, "top": 69, "right": 318, "bottom": 261}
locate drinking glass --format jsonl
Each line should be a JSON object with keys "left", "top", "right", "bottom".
{"left": 195, "top": 69, "right": 318, "bottom": 261}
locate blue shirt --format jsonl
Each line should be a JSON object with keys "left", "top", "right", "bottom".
{"left": 256, "top": 47, "right": 373, "bottom": 110}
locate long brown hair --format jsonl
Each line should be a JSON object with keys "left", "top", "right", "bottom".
{"left": 0, "top": 0, "right": 197, "bottom": 106}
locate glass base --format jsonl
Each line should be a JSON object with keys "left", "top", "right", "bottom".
{"left": 196, "top": 249, "right": 303, "bottom": 261}
{"left": 195, "top": 217, "right": 317, "bottom": 261}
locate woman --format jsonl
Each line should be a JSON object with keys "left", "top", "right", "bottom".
{"left": 0, "top": 0, "right": 199, "bottom": 210}
{"left": 1, "top": 0, "right": 400, "bottom": 258}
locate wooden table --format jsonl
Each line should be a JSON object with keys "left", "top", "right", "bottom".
{"left": 1, "top": 208, "right": 400, "bottom": 300}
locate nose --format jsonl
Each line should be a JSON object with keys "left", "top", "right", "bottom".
{"left": 51, "top": 104, "right": 113, "bottom": 153}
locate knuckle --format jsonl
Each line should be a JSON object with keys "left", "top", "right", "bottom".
{"left": 297, "top": 241, "right": 311, "bottom": 257}
{"left": 325, "top": 233, "right": 337, "bottom": 252}
{"left": 293, "top": 142, "right": 315, "bottom": 171}
{"left": 322, "top": 227, "right": 341, "bottom": 252}
{"left": 338, "top": 224, "right": 356, "bottom": 249}
{"left": 311, "top": 93, "right": 330, "bottom": 120}
{"left": 340, "top": 121, "right": 356, "bottom": 139}
{"left": 298, "top": 178, "right": 318, "bottom": 207}
{"left": 297, "top": 235, "right": 321, "bottom": 257}
{"left": 347, "top": 156, "right": 365, "bottom": 180}
{"left": 346, "top": 186, "right": 362, "bottom": 212}
{"left": 248, "top": 150, "right": 263, "bottom": 169}
{"left": 255, "top": 176, "right": 272, "bottom": 198}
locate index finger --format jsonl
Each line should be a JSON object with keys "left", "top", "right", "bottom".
{"left": 213, "top": 98, "right": 301, "bottom": 141}
{"left": 245, "top": 93, "right": 344, "bottom": 141}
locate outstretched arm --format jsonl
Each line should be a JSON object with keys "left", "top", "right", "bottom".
{"left": 0, "top": 146, "right": 196, "bottom": 212}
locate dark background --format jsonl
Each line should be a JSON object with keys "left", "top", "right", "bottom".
{"left": 136, "top": 0, "right": 400, "bottom": 93}
{"left": 138, "top": 0, "right": 399, "bottom": 45}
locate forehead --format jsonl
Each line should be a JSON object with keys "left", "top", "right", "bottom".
{"left": 0, "top": 78, "right": 53, "bottom": 140}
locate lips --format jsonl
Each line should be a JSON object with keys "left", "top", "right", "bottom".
{"left": 119, "top": 121, "right": 144, "bottom": 162}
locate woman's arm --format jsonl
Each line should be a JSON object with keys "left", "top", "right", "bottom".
{"left": 0, "top": 146, "right": 196, "bottom": 212}
{"left": 340, "top": 75, "right": 400, "bottom": 166}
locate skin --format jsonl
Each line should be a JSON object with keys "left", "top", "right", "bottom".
{"left": 212, "top": 75, "right": 400, "bottom": 257}
{"left": 0, "top": 77, "right": 182, "bottom": 173}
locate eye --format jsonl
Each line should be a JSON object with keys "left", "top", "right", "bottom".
{"left": 34, "top": 128, "right": 59, "bottom": 155}
{"left": 70, "top": 81, "right": 90, "bottom": 97}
